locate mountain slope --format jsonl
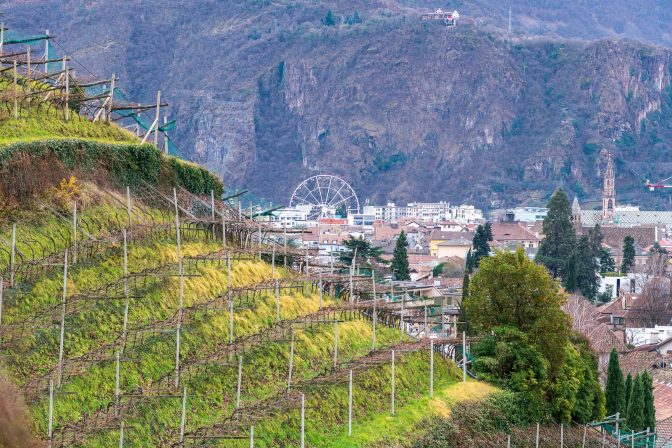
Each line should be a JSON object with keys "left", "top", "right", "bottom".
{"left": 4, "top": 1, "right": 672, "bottom": 208}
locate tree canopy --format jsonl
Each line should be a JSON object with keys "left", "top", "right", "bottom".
{"left": 338, "top": 236, "right": 385, "bottom": 267}
{"left": 472, "top": 222, "right": 493, "bottom": 267}
{"left": 621, "top": 235, "right": 636, "bottom": 273}
{"left": 605, "top": 349, "right": 626, "bottom": 417}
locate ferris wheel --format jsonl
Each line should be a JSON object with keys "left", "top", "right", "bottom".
{"left": 289, "top": 175, "right": 360, "bottom": 219}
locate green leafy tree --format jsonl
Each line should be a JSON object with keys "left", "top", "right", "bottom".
{"left": 391, "top": 231, "right": 410, "bottom": 280}
{"left": 651, "top": 242, "right": 668, "bottom": 255}
{"left": 322, "top": 9, "right": 338, "bottom": 26}
{"left": 465, "top": 248, "right": 570, "bottom": 372}
{"left": 627, "top": 374, "right": 645, "bottom": 431}
{"left": 642, "top": 371, "right": 656, "bottom": 432}
{"left": 624, "top": 373, "right": 633, "bottom": 419}
{"left": 564, "top": 253, "right": 578, "bottom": 292}
{"left": 605, "top": 349, "right": 626, "bottom": 416}
{"left": 345, "top": 9, "right": 363, "bottom": 25}
{"left": 335, "top": 203, "right": 348, "bottom": 218}
{"left": 472, "top": 223, "right": 493, "bottom": 267}
{"left": 536, "top": 189, "right": 576, "bottom": 280}
{"left": 621, "top": 236, "right": 636, "bottom": 273}
{"left": 339, "top": 236, "right": 385, "bottom": 267}
{"left": 599, "top": 248, "right": 616, "bottom": 273}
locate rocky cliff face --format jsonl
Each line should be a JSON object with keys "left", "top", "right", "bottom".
{"left": 4, "top": 1, "right": 672, "bottom": 208}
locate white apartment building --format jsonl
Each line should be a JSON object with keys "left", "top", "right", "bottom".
{"left": 270, "top": 205, "right": 313, "bottom": 228}
{"left": 363, "top": 202, "right": 482, "bottom": 223}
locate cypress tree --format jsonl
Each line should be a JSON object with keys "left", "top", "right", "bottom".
{"left": 462, "top": 272, "right": 470, "bottom": 302}
{"left": 564, "top": 252, "right": 578, "bottom": 293}
{"left": 642, "top": 371, "right": 656, "bottom": 432}
{"left": 391, "top": 231, "right": 410, "bottom": 281}
{"left": 624, "top": 373, "right": 633, "bottom": 419}
{"left": 466, "top": 248, "right": 474, "bottom": 273}
{"left": 627, "top": 374, "right": 645, "bottom": 431}
{"left": 536, "top": 189, "right": 576, "bottom": 281}
{"left": 605, "top": 349, "right": 626, "bottom": 416}
{"left": 621, "top": 236, "right": 636, "bottom": 273}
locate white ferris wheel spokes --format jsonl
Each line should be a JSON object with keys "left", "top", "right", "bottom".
{"left": 289, "top": 175, "right": 360, "bottom": 219}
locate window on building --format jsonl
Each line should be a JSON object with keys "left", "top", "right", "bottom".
{"left": 612, "top": 316, "right": 624, "bottom": 325}
{"left": 630, "top": 279, "right": 636, "bottom": 293}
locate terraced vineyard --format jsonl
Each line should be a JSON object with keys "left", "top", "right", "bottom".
{"left": 0, "top": 173, "right": 475, "bottom": 447}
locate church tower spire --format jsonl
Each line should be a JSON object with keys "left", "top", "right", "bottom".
{"left": 602, "top": 152, "right": 616, "bottom": 222}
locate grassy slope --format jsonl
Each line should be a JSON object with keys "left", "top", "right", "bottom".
{"left": 0, "top": 78, "right": 138, "bottom": 146}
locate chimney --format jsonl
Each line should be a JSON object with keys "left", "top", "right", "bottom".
{"left": 621, "top": 293, "right": 627, "bottom": 310}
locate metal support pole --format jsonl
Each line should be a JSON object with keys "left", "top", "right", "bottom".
{"left": 333, "top": 321, "right": 338, "bottom": 369}
{"left": 400, "top": 292, "right": 405, "bottom": 342}
{"left": 272, "top": 245, "right": 276, "bottom": 277}
{"left": 119, "top": 420, "right": 124, "bottom": 448}
{"left": 616, "top": 412, "right": 620, "bottom": 445}
{"left": 430, "top": 339, "right": 434, "bottom": 398}
{"left": 173, "top": 188, "right": 182, "bottom": 266}
{"left": 13, "top": 60, "right": 18, "bottom": 119}
{"left": 236, "top": 355, "right": 243, "bottom": 408}
{"left": 222, "top": 216, "right": 227, "bottom": 250}
{"left": 64, "top": 63, "right": 70, "bottom": 121}
{"left": 211, "top": 190, "right": 216, "bottom": 240}
{"left": 250, "top": 426, "right": 254, "bottom": 448}
{"left": 0, "top": 22, "right": 4, "bottom": 58}
{"left": 115, "top": 351, "right": 121, "bottom": 416}
{"left": 48, "top": 379, "right": 54, "bottom": 448}
{"left": 631, "top": 430, "right": 634, "bottom": 448}
{"left": 348, "top": 369, "right": 353, "bottom": 436}
{"left": 462, "top": 331, "right": 467, "bottom": 383}
{"left": 349, "top": 264, "right": 354, "bottom": 318}
{"left": 258, "top": 222, "right": 262, "bottom": 260}
{"left": 179, "top": 386, "right": 187, "bottom": 445}
{"left": 10, "top": 223, "right": 16, "bottom": 287}
{"left": 507, "top": 435, "right": 511, "bottom": 448}
{"left": 57, "top": 249, "right": 69, "bottom": 388}
{"left": 107, "top": 73, "right": 115, "bottom": 123}
{"left": 287, "top": 332, "right": 295, "bottom": 391}
{"left": 283, "top": 225, "right": 288, "bottom": 269}
{"left": 300, "top": 393, "right": 305, "bottom": 448}
{"left": 391, "top": 349, "right": 395, "bottom": 416}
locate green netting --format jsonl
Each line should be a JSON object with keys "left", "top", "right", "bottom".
{"left": 599, "top": 423, "right": 655, "bottom": 447}
{"left": 2, "top": 29, "right": 48, "bottom": 46}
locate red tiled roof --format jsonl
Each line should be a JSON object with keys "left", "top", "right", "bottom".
{"left": 654, "top": 382, "right": 672, "bottom": 422}
{"left": 491, "top": 222, "right": 539, "bottom": 242}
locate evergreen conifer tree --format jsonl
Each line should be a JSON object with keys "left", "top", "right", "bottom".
{"left": 322, "top": 9, "right": 338, "bottom": 26}
{"left": 472, "top": 223, "right": 493, "bottom": 267}
{"left": 536, "top": 189, "right": 576, "bottom": 281}
{"left": 642, "top": 371, "right": 656, "bottom": 432}
{"left": 391, "top": 231, "right": 410, "bottom": 281}
{"left": 627, "top": 374, "right": 645, "bottom": 431}
{"left": 621, "top": 236, "right": 636, "bottom": 273}
{"left": 564, "top": 252, "right": 578, "bottom": 292}
{"left": 605, "top": 349, "right": 626, "bottom": 416}
{"left": 576, "top": 234, "right": 601, "bottom": 300}
{"left": 466, "top": 248, "right": 474, "bottom": 273}
{"left": 462, "top": 272, "right": 470, "bottom": 302}
{"left": 624, "top": 373, "right": 633, "bottom": 419}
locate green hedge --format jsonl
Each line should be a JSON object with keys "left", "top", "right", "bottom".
{"left": 0, "top": 139, "right": 223, "bottom": 199}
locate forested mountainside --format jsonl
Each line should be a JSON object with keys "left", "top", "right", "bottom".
{"left": 4, "top": 0, "right": 672, "bottom": 208}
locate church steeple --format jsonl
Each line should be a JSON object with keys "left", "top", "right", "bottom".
{"left": 572, "top": 196, "right": 582, "bottom": 226}
{"left": 602, "top": 152, "right": 616, "bottom": 222}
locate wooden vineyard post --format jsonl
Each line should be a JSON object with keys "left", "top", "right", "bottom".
{"left": 535, "top": 422, "right": 540, "bottom": 448}
{"left": 238, "top": 200, "right": 242, "bottom": 221}
{"left": 250, "top": 426, "right": 254, "bottom": 448}
{"left": 121, "top": 229, "right": 130, "bottom": 350}
{"left": 26, "top": 46, "right": 30, "bottom": 110}
{"left": 179, "top": 386, "right": 187, "bottom": 445}
{"left": 349, "top": 264, "right": 354, "bottom": 318}
{"left": 48, "top": 379, "right": 54, "bottom": 448}
{"left": 64, "top": 59, "right": 70, "bottom": 121}
{"left": 424, "top": 306, "right": 428, "bottom": 337}
{"left": 400, "top": 291, "right": 405, "bottom": 342}
{"left": 430, "top": 339, "right": 434, "bottom": 398}
{"left": 287, "top": 332, "right": 295, "bottom": 391}
{"left": 561, "top": 423, "right": 564, "bottom": 447}
{"left": 371, "top": 271, "right": 376, "bottom": 351}
{"left": 272, "top": 245, "right": 276, "bottom": 278}
{"left": 318, "top": 273, "right": 323, "bottom": 310}
{"left": 211, "top": 190, "right": 216, "bottom": 240}
{"left": 0, "top": 22, "right": 4, "bottom": 58}
{"left": 300, "top": 393, "right": 305, "bottom": 448}
{"left": 57, "top": 250, "right": 69, "bottom": 388}
{"left": 348, "top": 369, "right": 353, "bottom": 436}
{"left": 582, "top": 425, "right": 587, "bottom": 448}
{"left": 13, "top": 59, "right": 18, "bottom": 119}
{"left": 283, "top": 226, "right": 287, "bottom": 268}
{"left": 10, "top": 223, "right": 16, "bottom": 287}
{"left": 72, "top": 201, "right": 77, "bottom": 264}
{"left": 119, "top": 420, "right": 124, "bottom": 448}
{"left": 462, "top": 331, "right": 466, "bottom": 383}
{"left": 0, "top": 277, "right": 3, "bottom": 328}
{"left": 173, "top": 188, "right": 182, "bottom": 265}
{"left": 507, "top": 435, "right": 511, "bottom": 448}
{"left": 236, "top": 355, "right": 243, "bottom": 409}
{"left": 222, "top": 215, "right": 226, "bottom": 250}
{"left": 115, "top": 351, "right": 121, "bottom": 416}
{"left": 391, "top": 349, "right": 395, "bottom": 416}
{"left": 126, "top": 186, "right": 132, "bottom": 228}
{"left": 175, "top": 264, "right": 184, "bottom": 388}
{"left": 275, "top": 280, "right": 280, "bottom": 321}
{"left": 107, "top": 73, "right": 115, "bottom": 123}
{"left": 258, "top": 222, "right": 262, "bottom": 260}
{"left": 153, "top": 90, "right": 161, "bottom": 148}
{"left": 333, "top": 320, "right": 339, "bottom": 369}
{"left": 44, "top": 30, "right": 49, "bottom": 71}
